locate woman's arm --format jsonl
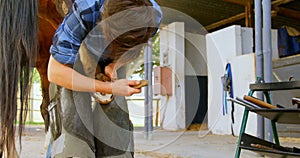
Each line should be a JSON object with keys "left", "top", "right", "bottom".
{"left": 48, "top": 55, "right": 141, "bottom": 96}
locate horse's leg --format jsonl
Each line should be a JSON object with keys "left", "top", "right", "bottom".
{"left": 36, "top": 61, "right": 50, "bottom": 131}
{"left": 37, "top": 3, "right": 60, "bottom": 131}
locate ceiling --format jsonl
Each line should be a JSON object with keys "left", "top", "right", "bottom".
{"left": 156, "top": 0, "right": 300, "bottom": 33}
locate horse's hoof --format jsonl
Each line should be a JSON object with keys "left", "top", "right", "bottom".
{"left": 92, "top": 73, "right": 114, "bottom": 104}
{"left": 91, "top": 92, "right": 114, "bottom": 105}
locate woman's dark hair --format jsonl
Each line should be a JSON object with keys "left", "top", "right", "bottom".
{"left": 101, "top": 0, "right": 157, "bottom": 64}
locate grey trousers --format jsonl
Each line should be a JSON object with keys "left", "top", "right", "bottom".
{"left": 53, "top": 126, "right": 133, "bottom": 158}
{"left": 51, "top": 67, "right": 134, "bottom": 158}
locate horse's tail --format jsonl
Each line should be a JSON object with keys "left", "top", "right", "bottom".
{"left": 0, "top": 0, "right": 38, "bottom": 157}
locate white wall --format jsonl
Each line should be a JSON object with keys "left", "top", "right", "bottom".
{"left": 185, "top": 32, "right": 207, "bottom": 76}
{"left": 158, "top": 23, "right": 279, "bottom": 134}
{"left": 230, "top": 53, "right": 257, "bottom": 136}
{"left": 159, "top": 22, "right": 209, "bottom": 130}
{"left": 159, "top": 22, "right": 186, "bottom": 130}
{"left": 206, "top": 25, "right": 258, "bottom": 136}
{"left": 206, "top": 25, "right": 280, "bottom": 136}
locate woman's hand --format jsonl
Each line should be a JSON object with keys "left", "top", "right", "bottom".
{"left": 110, "top": 79, "right": 142, "bottom": 96}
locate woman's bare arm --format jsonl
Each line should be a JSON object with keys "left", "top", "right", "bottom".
{"left": 47, "top": 55, "right": 141, "bottom": 96}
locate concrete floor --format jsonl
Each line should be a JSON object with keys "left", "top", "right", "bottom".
{"left": 134, "top": 129, "right": 256, "bottom": 158}
{"left": 17, "top": 125, "right": 300, "bottom": 158}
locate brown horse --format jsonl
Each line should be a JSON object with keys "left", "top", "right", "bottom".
{"left": 0, "top": 0, "right": 71, "bottom": 156}
{"left": 37, "top": 0, "right": 74, "bottom": 133}
{"left": 37, "top": 0, "right": 63, "bottom": 133}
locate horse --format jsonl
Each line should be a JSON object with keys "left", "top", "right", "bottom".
{"left": 0, "top": 0, "right": 72, "bottom": 156}
{"left": 37, "top": 0, "right": 62, "bottom": 133}
{"left": 36, "top": 0, "right": 73, "bottom": 134}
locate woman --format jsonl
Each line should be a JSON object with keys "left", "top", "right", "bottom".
{"left": 47, "top": 0, "right": 162, "bottom": 157}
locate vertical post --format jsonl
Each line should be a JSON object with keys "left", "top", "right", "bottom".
{"left": 262, "top": 0, "right": 273, "bottom": 142}
{"left": 30, "top": 98, "right": 34, "bottom": 123}
{"left": 245, "top": 1, "right": 254, "bottom": 27}
{"left": 144, "top": 39, "right": 153, "bottom": 139}
{"left": 254, "top": 0, "right": 265, "bottom": 140}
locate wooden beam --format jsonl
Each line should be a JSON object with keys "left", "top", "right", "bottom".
{"left": 275, "top": 6, "right": 300, "bottom": 20}
{"left": 224, "top": 0, "right": 294, "bottom": 7}
{"left": 223, "top": 0, "right": 250, "bottom": 6}
{"left": 205, "top": 12, "right": 245, "bottom": 31}
{"left": 205, "top": 10, "right": 277, "bottom": 31}
{"left": 271, "top": 10, "right": 278, "bottom": 17}
{"left": 206, "top": 0, "right": 292, "bottom": 31}
{"left": 271, "top": 0, "right": 294, "bottom": 6}
{"left": 245, "top": 1, "right": 254, "bottom": 27}
{"left": 224, "top": 0, "right": 254, "bottom": 27}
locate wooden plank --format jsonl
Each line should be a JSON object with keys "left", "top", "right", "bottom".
{"left": 275, "top": 6, "right": 300, "bottom": 20}
{"left": 205, "top": 10, "right": 277, "bottom": 31}
{"left": 245, "top": 1, "right": 254, "bottom": 27}
{"left": 223, "top": 0, "right": 250, "bottom": 6}
{"left": 205, "top": 7, "right": 278, "bottom": 30}
{"left": 205, "top": 12, "right": 245, "bottom": 31}
{"left": 271, "top": 0, "right": 294, "bottom": 6}
{"left": 244, "top": 95, "right": 278, "bottom": 109}
{"left": 224, "top": 0, "right": 293, "bottom": 6}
